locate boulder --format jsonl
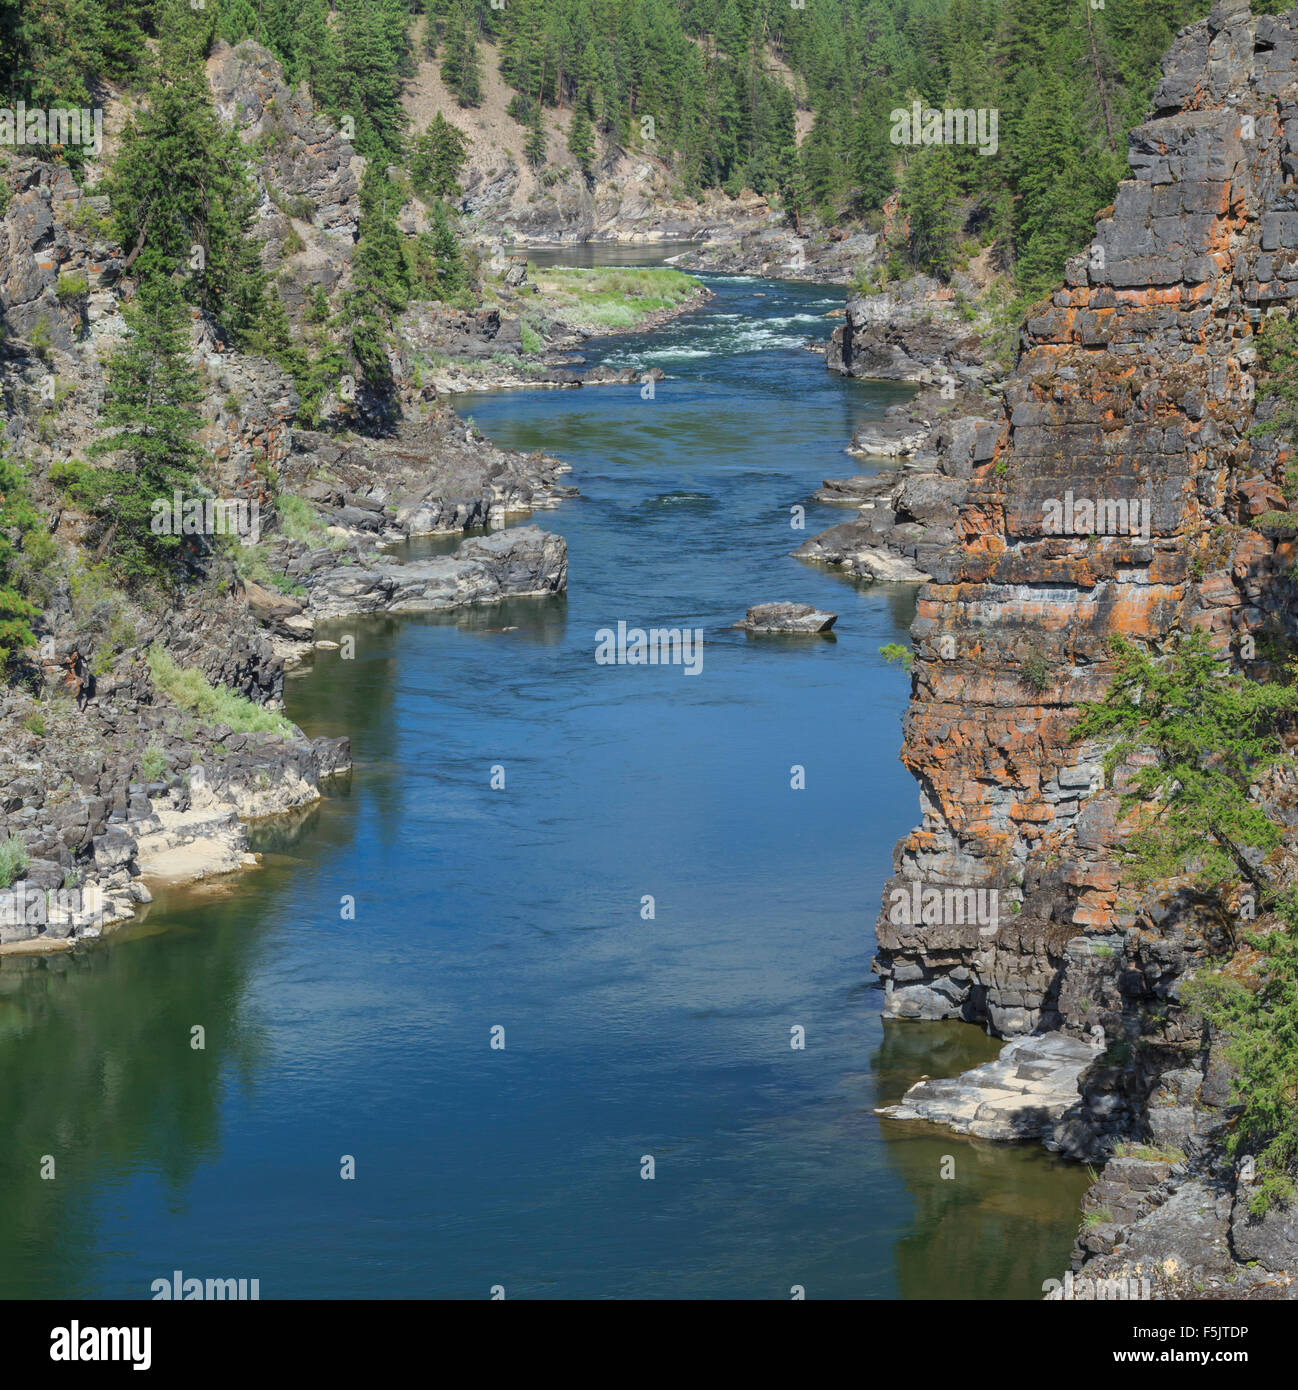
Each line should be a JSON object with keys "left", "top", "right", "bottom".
{"left": 735, "top": 602, "right": 837, "bottom": 634}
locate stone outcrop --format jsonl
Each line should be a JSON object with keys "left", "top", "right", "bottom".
{"left": 871, "top": 0, "right": 1298, "bottom": 1295}
{"left": 876, "top": 0, "right": 1298, "bottom": 1041}
{"left": 827, "top": 275, "right": 996, "bottom": 389}
{"left": 735, "top": 602, "right": 837, "bottom": 634}
{"left": 284, "top": 416, "right": 576, "bottom": 540}
{"left": 671, "top": 218, "right": 880, "bottom": 285}
{"left": 880, "top": 1031, "right": 1100, "bottom": 1140}
{"left": 799, "top": 388, "right": 1001, "bottom": 584}
{"left": 306, "top": 525, "right": 567, "bottom": 621}
{"left": 0, "top": 620, "right": 351, "bottom": 952}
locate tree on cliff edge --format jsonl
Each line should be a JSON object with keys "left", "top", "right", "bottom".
{"left": 1074, "top": 629, "right": 1298, "bottom": 904}
{"left": 1078, "top": 628, "right": 1298, "bottom": 1212}
{"left": 83, "top": 276, "right": 204, "bottom": 585}
{"left": 0, "top": 442, "right": 38, "bottom": 667}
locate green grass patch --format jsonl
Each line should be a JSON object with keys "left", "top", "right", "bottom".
{"left": 530, "top": 267, "right": 702, "bottom": 334}
{"left": 1114, "top": 1142, "right": 1186, "bottom": 1165}
{"left": 233, "top": 541, "right": 306, "bottom": 597}
{"left": 147, "top": 646, "right": 296, "bottom": 738}
{"left": 275, "top": 494, "right": 345, "bottom": 550}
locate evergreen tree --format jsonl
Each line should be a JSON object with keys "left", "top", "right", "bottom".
{"left": 901, "top": 141, "right": 961, "bottom": 279}
{"left": 108, "top": 59, "right": 265, "bottom": 342}
{"left": 1010, "top": 67, "right": 1100, "bottom": 294}
{"left": 850, "top": 91, "right": 897, "bottom": 213}
{"left": 427, "top": 199, "right": 466, "bottom": 298}
{"left": 567, "top": 106, "right": 595, "bottom": 179}
{"left": 0, "top": 440, "right": 38, "bottom": 667}
{"left": 332, "top": 0, "right": 413, "bottom": 163}
{"left": 776, "top": 144, "right": 808, "bottom": 234}
{"left": 84, "top": 276, "right": 204, "bottom": 584}
{"left": 410, "top": 112, "right": 472, "bottom": 199}
{"left": 348, "top": 164, "right": 411, "bottom": 394}
{"left": 524, "top": 101, "right": 548, "bottom": 168}
{"left": 442, "top": 0, "right": 483, "bottom": 107}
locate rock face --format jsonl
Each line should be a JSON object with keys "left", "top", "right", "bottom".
{"left": 876, "top": 0, "right": 1298, "bottom": 1043}
{"left": 799, "top": 387, "right": 1002, "bottom": 585}
{"left": 285, "top": 416, "right": 576, "bottom": 541}
{"left": 735, "top": 602, "right": 837, "bottom": 634}
{"left": 671, "top": 220, "right": 881, "bottom": 285}
{"left": 827, "top": 275, "right": 995, "bottom": 389}
{"left": 872, "top": 0, "right": 1298, "bottom": 1295}
{"left": 208, "top": 41, "right": 360, "bottom": 248}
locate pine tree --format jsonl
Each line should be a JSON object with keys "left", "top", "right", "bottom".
{"left": 410, "top": 112, "right": 471, "bottom": 199}
{"left": 902, "top": 142, "right": 962, "bottom": 280}
{"left": 108, "top": 59, "right": 265, "bottom": 342}
{"left": 84, "top": 276, "right": 204, "bottom": 584}
{"left": 0, "top": 441, "right": 38, "bottom": 667}
{"left": 442, "top": 0, "right": 483, "bottom": 107}
{"left": 567, "top": 106, "right": 595, "bottom": 179}
{"left": 1011, "top": 67, "right": 1096, "bottom": 294}
{"left": 428, "top": 199, "right": 466, "bottom": 298}
{"left": 776, "top": 145, "right": 808, "bottom": 234}
{"left": 332, "top": 0, "right": 413, "bottom": 162}
{"left": 850, "top": 91, "right": 896, "bottom": 213}
{"left": 524, "top": 101, "right": 547, "bottom": 168}
{"left": 348, "top": 164, "right": 411, "bottom": 393}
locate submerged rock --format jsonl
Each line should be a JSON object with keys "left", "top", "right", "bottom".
{"left": 735, "top": 602, "right": 837, "bottom": 634}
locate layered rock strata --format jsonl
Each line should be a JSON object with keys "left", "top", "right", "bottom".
{"left": 877, "top": 0, "right": 1298, "bottom": 1041}
{"left": 873, "top": 0, "right": 1298, "bottom": 1289}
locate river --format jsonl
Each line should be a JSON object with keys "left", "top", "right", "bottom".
{"left": 0, "top": 263, "right": 1089, "bottom": 1300}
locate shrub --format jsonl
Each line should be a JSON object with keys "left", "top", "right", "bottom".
{"left": 1184, "top": 897, "right": 1298, "bottom": 1214}
{"left": 1073, "top": 628, "right": 1298, "bottom": 896}
{"left": 1021, "top": 650, "right": 1052, "bottom": 692}
{"left": 879, "top": 642, "right": 914, "bottom": 672}
{"left": 0, "top": 446, "right": 39, "bottom": 664}
{"left": 233, "top": 541, "right": 306, "bottom": 597}
{"left": 28, "top": 315, "right": 53, "bottom": 360}
{"left": 56, "top": 273, "right": 89, "bottom": 303}
{"left": 67, "top": 560, "right": 137, "bottom": 672}
{"left": 22, "top": 711, "right": 46, "bottom": 737}
{"left": 139, "top": 743, "right": 168, "bottom": 781}
{"left": 275, "top": 494, "right": 333, "bottom": 546}
{"left": 0, "top": 834, "right": 29, "bottom": 889}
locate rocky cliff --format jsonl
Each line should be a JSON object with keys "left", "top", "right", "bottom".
{"left": 874, "top": 0, "right": 1298, "bottom": 1291}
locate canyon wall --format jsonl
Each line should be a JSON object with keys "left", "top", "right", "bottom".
{"left": 875, "top": 0, "right": 1297, "bottom": 1067}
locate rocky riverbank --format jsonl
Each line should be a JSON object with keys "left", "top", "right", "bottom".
{"left": 0, "top": 43, "right": 581, "bottom": 953}
{"left": 863, "top": 0, "right": 1298, "bottom": 1297}
{"left": 0, "top": 405, "right": 573, "bottom": 957}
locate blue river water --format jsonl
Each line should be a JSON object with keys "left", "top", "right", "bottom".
{"left": 0, "top": 266, "right": 1088, "bottom": 1300}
